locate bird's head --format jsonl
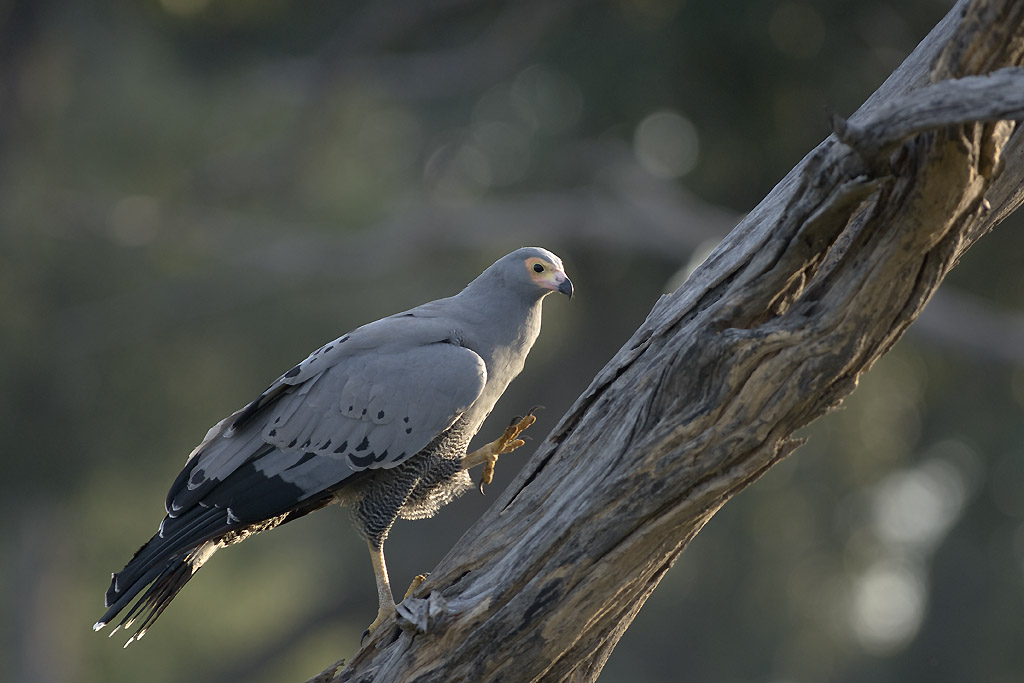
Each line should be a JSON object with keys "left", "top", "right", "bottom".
{"left": 465, "top": 247, "right": 573, "bottom": 304}
{"left": 506, "top": 246, "right": 573, "bottom": 300}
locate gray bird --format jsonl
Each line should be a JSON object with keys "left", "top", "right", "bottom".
{"left": 94, "top": 246, "right": 573, "bottom": 645}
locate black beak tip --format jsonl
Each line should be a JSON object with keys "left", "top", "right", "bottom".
{"left": 558, "top": 277, "right": 574, "bottom": 299}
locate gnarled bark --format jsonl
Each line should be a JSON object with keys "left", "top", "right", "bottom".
{"left": 317, "top": 1, "right": 1024, "bottom": 680}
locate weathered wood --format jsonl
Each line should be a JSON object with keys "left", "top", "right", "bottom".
{"left": 318, "top": 1, "right": 1024, "bottom": 680}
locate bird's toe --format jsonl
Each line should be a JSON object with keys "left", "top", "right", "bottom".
{"left": 402, "top": 573, "right": 429, "bottom": 601}
{"left": 361, "top": 604, "right": 396, "bottom": 646}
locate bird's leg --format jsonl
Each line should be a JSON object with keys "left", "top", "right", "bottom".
{"left": 462, "top": 407, "right": 539, "bottom": 492}
{"left": 362, "top": 540, "right": 396, "bottom": 643}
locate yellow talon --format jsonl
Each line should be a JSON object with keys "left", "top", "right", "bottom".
{"left": 480, "top": 454, "right": 499, "bottom": 489}
{"left": 361, "top": 604, "right": 394, "bottom": 645}
{"left": 465, "top": 408, "right": 540, "bottom": 493}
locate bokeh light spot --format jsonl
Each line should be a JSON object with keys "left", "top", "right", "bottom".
{"left": 633, "top": 110, "right": 699, "bottom": 179}
{"left": 510, "top": 65, "right": 583, "bottom": 134}
{"left": 850, "top": 561, "right": 926, "bottom": 654}
{"left": 871, "top": 458, "right": 967, "bottom": 550}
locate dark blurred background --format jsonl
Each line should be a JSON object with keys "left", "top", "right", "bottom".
{"left": 3, "top": 1, "right": 1024, "bottom": 681}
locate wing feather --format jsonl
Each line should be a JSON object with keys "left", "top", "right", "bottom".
{"left": 165, "top": 335, "right": 486, "bottom": 521}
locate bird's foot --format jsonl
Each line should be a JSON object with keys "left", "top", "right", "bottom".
{"left": 403, "top": 573, "right": 429, "bottom": 601}
{"left": 463, "top": 407, "right": 540, "bottom": 492}
{"left": 361, "top": 603, "right": 395, "bottom": 645}
{"left": 360, "top": 575, "right": 429, "bottom": 644}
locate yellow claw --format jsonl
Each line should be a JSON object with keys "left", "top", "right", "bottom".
{"left": 471, "top": 409, "right": 540, "bottom": 492}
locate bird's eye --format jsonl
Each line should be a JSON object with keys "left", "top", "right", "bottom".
{"left": 533, "top": 263, "right": 545, "bottom": 273}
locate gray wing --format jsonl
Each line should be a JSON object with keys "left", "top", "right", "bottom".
{"left": 166, "top": 336, "right": 486, "bottom": 519}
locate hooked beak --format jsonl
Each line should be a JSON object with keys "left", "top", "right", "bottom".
{"left": 557, "top": 274, "right": 574, "bottom": 299}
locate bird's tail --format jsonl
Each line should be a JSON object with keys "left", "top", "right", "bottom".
{"left": 94, "top": 539, "right": 218, "bottom": 646}
{"left": 95, "top": 477, "right": 336, "bottom": 645}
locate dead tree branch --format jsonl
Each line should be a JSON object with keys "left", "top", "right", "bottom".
{"left": 318, "top": 1, "right": 1024, "bottom": 680}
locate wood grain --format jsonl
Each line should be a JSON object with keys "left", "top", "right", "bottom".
{"left": 317, "top": 1, "right": 1024, "bottom": 680}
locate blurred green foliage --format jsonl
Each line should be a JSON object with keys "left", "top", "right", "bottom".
{"left": 2, "top": 1, "right": 1023, "bottom": 682}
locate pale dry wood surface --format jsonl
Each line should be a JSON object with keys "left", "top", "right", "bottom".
{"left": 313, "top": 1, "right": 1024, "bottom": 680}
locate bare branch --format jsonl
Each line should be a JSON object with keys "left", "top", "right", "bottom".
{"left": 316, "top": 0, "right": 1024, "bottom": 680}
{"left": 831, "top": 67, "right": 1024, "bottom": 163}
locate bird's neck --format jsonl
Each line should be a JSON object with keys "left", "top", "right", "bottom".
{"left": 454, "top": 281, "right": 545, "bottom": 352}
